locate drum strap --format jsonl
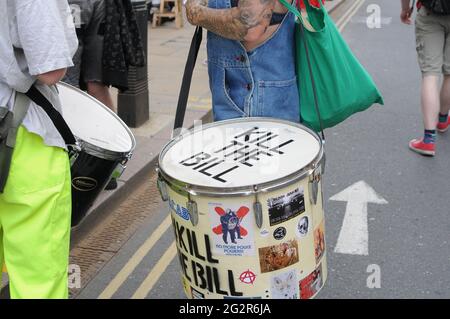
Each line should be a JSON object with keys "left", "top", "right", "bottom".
{"left": 25, "top": 85, "right": 77, "bottom": 146}
{"left": 173, "top": 26, "right": 203, "bottom": 133}
{"left": 0, "top": 93, "right": 29, "bottom": 192}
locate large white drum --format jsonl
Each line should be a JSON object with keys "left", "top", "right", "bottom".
{"left": 57, "top": 82, "right": 136, "bottom": 226}
{"left": 157, "top": 118, "right": 326, "bottom": 299}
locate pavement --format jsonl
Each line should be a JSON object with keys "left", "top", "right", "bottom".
{"left": 74, "top": 0, "right": 450, "bottom": 299}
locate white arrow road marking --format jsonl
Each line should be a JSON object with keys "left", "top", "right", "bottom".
{"left": 330, "top": 181, "right": 388, "bottom": 256}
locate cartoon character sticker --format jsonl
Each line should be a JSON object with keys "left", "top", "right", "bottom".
{"left": 270, "top": 269, "right": 299, "bottom": 299}
{"left": 209, "top": 204, "right": 255, "bottom": 256}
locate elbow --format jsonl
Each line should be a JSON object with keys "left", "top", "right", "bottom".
{"left": 37, "top": 68, "right": 67, "bottom": 86}
{"left": 185, "top": 5, "right": 199, "bottom": 26}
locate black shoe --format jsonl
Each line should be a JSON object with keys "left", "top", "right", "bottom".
{"left": 105, "top": 178, "right": 118, "bottom": 191}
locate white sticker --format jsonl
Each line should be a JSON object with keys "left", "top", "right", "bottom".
{"left": 296, "top": 216, "right": 310, "bottom": 238}
{"left": 260, "top": 229, "right": 270, "bottom": 237}
{"left": 270, "top": 269, "right": 299, "bottom": 299}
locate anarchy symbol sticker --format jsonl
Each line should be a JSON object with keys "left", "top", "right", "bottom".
{"left": 239, "top": 269, "right": 257, "bottom": 285}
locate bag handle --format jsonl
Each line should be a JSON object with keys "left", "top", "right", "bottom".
{"left": 173, "top": 26, "right": 203, "bottom": 134}
{"left": 279, "top": 0, "right": 325, "bottom": 33}
{"left": 279, "top": 0, "right": 325, "bottom": 140}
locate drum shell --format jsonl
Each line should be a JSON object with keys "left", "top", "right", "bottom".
{"left": 70, "top": 150, "right": 121, "bottom": 226}
{"left": 166, "top": 172, "right": 327, "bottom": 299}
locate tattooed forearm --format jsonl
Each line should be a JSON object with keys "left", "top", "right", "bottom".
{"left": 185, "top": 0, "right": 275, "bottom": 41}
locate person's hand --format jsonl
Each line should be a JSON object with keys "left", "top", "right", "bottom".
{"left": 400, "top": 8, "right": 412, "bottom": 25}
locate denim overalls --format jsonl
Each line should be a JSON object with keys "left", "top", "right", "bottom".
{"left": 207, "top": 0, "right": 300, "bottom": 122}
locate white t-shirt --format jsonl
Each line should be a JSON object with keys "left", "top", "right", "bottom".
{"left": 0, "top": 0, "right": 78, "bottom": 149}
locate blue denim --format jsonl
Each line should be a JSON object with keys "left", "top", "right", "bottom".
{"left": 207, "top": 0, "right": 300, "bottom": 123}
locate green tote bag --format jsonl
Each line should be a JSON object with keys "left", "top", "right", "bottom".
{"left": 280, "top": 0, "right": 384, "bottom": 132}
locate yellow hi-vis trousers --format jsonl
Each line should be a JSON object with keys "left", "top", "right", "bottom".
{"left": 0, "top": 126, "right": 71, "bottom": 299}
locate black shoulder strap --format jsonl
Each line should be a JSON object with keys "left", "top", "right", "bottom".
{"left": 25, "top": 85, "right": 77, "bottom": 146}
{"left": 173, "top": 27, "right": 203, "bottom": 133}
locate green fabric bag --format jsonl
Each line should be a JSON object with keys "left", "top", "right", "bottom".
{"left": 280, "top": 0, "right": 384, "bottom": 132}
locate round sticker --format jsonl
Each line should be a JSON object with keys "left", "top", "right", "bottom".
{"left": 273, "top": 227, "right": 287, "bottom": 240}
{"left": 296, "top": 216, "right": 309, "bottom": 237}
{"left": 260, "top": 229, "right": 270, "bottom": 237}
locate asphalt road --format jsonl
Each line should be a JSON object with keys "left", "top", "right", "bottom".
{"left": 77, "top": 0, "right": 450, "bottom": 299}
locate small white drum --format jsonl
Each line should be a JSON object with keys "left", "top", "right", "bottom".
{"left": 57, "top": 82, "right": 136, "bottom": 226}
{"left": 157, "top": 118, "right": 327, "bottom": 299}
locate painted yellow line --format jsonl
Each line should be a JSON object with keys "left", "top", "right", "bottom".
{"left": 98, "top": 215, "right": 173, "bottom": 299}
{"left": 335, "top": 0, "right": 362, "bottom": 27}
{"left": 131, "top": 241, "right": 178, "bottom": 299}
{"left": 337, "top": 0, "right": 366, "bottom": 33}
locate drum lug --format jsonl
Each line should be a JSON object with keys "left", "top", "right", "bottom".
{"left": 187, "top": 200, "right": 199, "bottom": 226}
{"left": 69, "top": 151, "right": 79, "bottom": 166}
{"left": 157, "top": 178, "right": 169, "bottom": 202}
{"left": 253, "top": 186, "right": 263, "bottom": 229}
{"left": 309, "top": 169, "right": 321, "bottom": 205}
{"left": 112, "top": 163, "right": 126, "bottom": 179}
{"left": 68, "top": 143, "right": 82, "bottom": 166}
{"left": 254, "top": 201, "right": 263, "bottom": 229}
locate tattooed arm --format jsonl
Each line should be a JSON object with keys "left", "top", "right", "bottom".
{"left": 185, "top": 0, "right": 276, "bottom": 42}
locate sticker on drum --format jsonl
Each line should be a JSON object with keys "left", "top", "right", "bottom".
{"left": 270, "top": 269, "right": 299, "bottom": 299}
{"left": 296, "top": 216, "right": 310, "bottom": 238}
{"left": 209, "top": 203, "right": 255, "bottom": 257}
{"left": 267, "top": 187, "right": 305, "bottom": 226}
{"left": 314, "top": 220, "right": 326, "bottom": 264}
{"left": 299, "top": 263, "right": 324, "bottom": 299}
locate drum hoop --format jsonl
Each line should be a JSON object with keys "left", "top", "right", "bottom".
{"left": 79, "top": 140, "right": 133, "bottom": 161}
{"left": 158, "top": 117, "right": 324, "bottom": 197}
{"left": 57, "top": 82, "right": 137, "bottom": 157}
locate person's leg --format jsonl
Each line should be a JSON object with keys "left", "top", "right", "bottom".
{"left": 87, "top": 81, "right": 114, "bottom": 110}
{"left": 1, "top": 127, "right": 71, "bottom": 299}
{"left": 440, "top": 76, "right": 450, "bottom": 114}
{"left": 421, "top": 75, "right": 441, "bottom": 130}
{"left": 82, "top": 0, "right": 114, "bottom": 110}
{"left": 410, "top": 8, "right": 445, "bottom": 155}
{"left": 437, "top": 75, "right": 450, "bottom": 131}
{"left": 0, "top": 226, "right": 3, "bottom": 287}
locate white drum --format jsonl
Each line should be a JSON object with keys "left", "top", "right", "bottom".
{"left": 157, "top": 118, "right": 326, "bottom": 299}
{"left": 57, "top": 82, "right": 136, "bottom": 226}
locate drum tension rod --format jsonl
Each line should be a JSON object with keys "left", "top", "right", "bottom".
{"left": 253, "top": 185, "right": 263, "bottom": 229}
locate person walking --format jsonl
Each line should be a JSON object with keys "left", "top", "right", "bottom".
{"left": 401, "top": 0, "right": 450, "bottom": 156}
{"left": 0, "top": 0, "right": 77, "bottom": 298}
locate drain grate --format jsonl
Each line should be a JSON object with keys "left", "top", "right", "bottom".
{"left": 69, "top": 171, "right": 165, "bottom": 298}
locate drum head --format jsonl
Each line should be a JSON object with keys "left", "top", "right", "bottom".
{"left": 160, "top": 118, "right": 322, "bottom": 189}
{"left": 57, "top": 83, "right": 134, "bottom": 153}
